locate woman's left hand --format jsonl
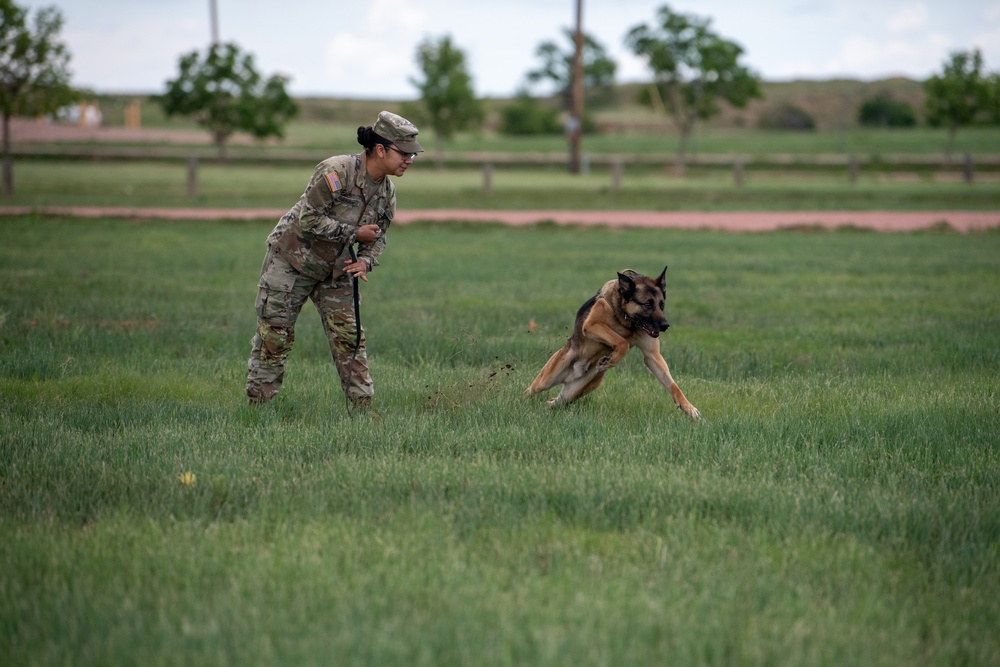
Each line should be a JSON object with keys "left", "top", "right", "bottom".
{"left": 344, "top": 258, "right": 368, "bottom": 282}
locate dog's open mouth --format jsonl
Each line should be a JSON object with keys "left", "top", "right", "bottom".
{"left": 640, "top": 323, "right": 660, "bottom": 338}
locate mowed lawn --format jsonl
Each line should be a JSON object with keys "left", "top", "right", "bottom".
{"left": 1, "top": 216, "right": 998, "bottom": 666}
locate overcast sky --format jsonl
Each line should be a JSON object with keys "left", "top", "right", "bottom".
{"left": 20, "top": 0, "right": 1000, "bottom": 99}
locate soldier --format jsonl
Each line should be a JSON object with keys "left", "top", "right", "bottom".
{"left": 245, "top": 111, "right": 423, "bottom": 409}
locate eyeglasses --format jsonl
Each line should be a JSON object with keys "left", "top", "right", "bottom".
{"left": 388, "top": 145, "right": 416, "bottom": 161}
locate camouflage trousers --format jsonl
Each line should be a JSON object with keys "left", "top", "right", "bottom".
{"left": 246, "top": 247, "right": 373, "bottom": 402}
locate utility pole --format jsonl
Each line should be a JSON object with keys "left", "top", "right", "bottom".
{"left": 568, "top": 0, "right": 584, "bottom": 174}
{"left": 209, "top": 0, "right": 220, "bottom": 45}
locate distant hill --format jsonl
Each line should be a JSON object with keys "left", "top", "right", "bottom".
{"left": 588, "top": 78, "right": 926, "bottom": 133}
{"left": 290, "top": 78, "right": 928, "bottom": 134}
{"left": 717, "top": 78, "right": 925, "bottom": 132}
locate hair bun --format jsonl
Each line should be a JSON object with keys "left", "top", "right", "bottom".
{"left": 357, "top": 126, "right": 370, "bottom": 147}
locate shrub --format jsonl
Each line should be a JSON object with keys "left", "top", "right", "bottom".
{"left": 499, "top": 93, "right": 563, "bottom": 136}
{"left": 756, "top": 103, "right": 816, "bottom": 131}
{"left": 858, "top": 94, "right": 917, "bottom": 127}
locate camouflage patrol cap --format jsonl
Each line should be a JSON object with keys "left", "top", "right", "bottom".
{"left": 373, "top": 111, "right": 424, "bottom": 154}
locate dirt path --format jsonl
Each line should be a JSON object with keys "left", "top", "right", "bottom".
{"left": 1, "top": 205, "right": 998, "bottom": 232}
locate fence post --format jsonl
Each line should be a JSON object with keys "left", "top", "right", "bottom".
{"left": 964, "top": 153, "right": 974, "bottom": 183}
{"left": 733, "top": 160, "right": 744, "bottom": 187}
{"left": 124, "top": 99, "right": 141, "bottom": 129}
{"left": 482, "top": 162, "right": 493, "bottom": 195}
{"left": 187, "top": 156, "right": 198, "bottom": 198}
{"left": 848, "top": 156, "right": 858, "bottom": 185}
{"left": 611, "top": 159, "right": 623, "bottom": 192}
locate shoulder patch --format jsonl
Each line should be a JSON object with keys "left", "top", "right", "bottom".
{"left": 324, "top": 171, "right": 343, "bottom": 193}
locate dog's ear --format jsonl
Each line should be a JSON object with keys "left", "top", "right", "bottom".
{"left": 617, "top": 271, "right": 637, "bottom": 298}
{"left": 655, "top": 265, "right": 668, "bottom": 291}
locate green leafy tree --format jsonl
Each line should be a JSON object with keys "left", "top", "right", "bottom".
{"left": 924, "top": 48, "right": 995, "bottom": 157}
{"left": 625, "top": 4, "right": 761, "bottom": 172}
{"left": 156, "top": 42, "right": 297, "bottom": 159}
{"left": 0, "top": 0, "right": 77, "bottom": 197}
{"left": 526, "top": 28, "right": 617, "bottom": 108}
{"left": 408, "top": 35, "right": 483, "bottom": 148}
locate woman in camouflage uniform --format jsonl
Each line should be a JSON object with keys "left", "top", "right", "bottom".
{"left": 246, "top": 111, "right": 423, "bottom": 408}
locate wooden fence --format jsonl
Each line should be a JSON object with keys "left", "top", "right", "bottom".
{"left": 14, "top": 145, "right": 996, "bottom": 197}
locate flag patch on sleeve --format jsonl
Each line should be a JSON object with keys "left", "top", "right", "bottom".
{"left": 325, "top": 171, "right": 342, "bottom": 192}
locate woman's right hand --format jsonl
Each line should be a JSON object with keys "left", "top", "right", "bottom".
{"left": 357, "top": 224, "right": 380, "bottom": 244}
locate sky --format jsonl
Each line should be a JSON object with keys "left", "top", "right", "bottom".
{"left": 20, "top": 0, "right": 1000, "bottom": 99}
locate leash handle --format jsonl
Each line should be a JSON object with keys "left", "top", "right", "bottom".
{"left": 345, "top": 228, "right": 381, "bottom": 413}
{"left": 348, "top": 243, "right": 361, "bottom": 341}
{"left": 345, "top": 244, "right": 362, "bottom": 413}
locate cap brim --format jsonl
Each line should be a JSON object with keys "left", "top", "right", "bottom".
{"left": 393, "top": 138, "right": 424, "bottom": 154}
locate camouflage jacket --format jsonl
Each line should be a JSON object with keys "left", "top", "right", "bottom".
{"left": 268, "top": 153, "right": 395, "bottom": 280}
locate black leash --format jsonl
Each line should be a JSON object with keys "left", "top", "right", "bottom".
{"left": 344, "top": 243, "right": 362, "bottom": 414}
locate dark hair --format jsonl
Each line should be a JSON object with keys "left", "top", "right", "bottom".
{"left": 357, "top": 126, "right": 392, "bottom": 155}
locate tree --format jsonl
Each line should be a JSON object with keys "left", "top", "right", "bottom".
{"left": 156, "top": 42, "right": 297, "bottom": 159}
{"left": 625, "top": 4, "right": 761, "bottom": 172}
{"left": 526, "top": 27, "right": 617, "bottom": 109}
{"left": 924, "top": 49, "right": 994, "bottom": 158}
{"left": 408, "top": 35, "right": 483, "bottom": 150}
{"left": 0, "top": 0, "right": 76, "bottom": 197}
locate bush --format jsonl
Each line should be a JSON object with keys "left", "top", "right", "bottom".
{"left": 858, "top": 94, "right": 917, "bottom": 127}
{"left": 756, "top": 104, "right": 816, "bottom": 131}
{"left": 499, "top": 94, "right": 563, "bottom": 136}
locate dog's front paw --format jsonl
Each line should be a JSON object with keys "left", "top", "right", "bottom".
{"left": 682, "top": 404, "right": 701, "bottom": 420}
{"left": 596, "top": 354, "right": 614, "bottom": 371}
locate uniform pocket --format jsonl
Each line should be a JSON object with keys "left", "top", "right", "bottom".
{"left": 330, "top": 195, "right": 364, "bottom": 226}
{"left": 259, "top": 249, "right": 298, "bottom": 293}
{"left": 256, "top": 250, "right": 304, "bottom": 323}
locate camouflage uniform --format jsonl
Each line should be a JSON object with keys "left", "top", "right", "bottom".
{"left": 245, "top": 111, "right": 422, "bottom": 406}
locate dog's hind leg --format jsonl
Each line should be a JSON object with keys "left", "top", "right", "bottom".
{"left": 524, "top": 347, "right": 573, "bottom": 396}
{"left": 548, "top": 368, "right": 606, "bottom": 407}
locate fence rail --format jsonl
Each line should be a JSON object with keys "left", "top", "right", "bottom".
{"left": 13, "top": 144, "right": 1000, "bottom": 169}
{"left": 13, "top": 145, "right": 994, "bottom": 193}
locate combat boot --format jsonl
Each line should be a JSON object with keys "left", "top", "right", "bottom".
{"left": 348, "top": 395, "right": 380, "bottom": 419}
{"left": 247, "top": 383, "right": 279, "bottom": 405}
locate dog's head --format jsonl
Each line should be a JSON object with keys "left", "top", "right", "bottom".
{"left": 617, "top": 266, "right": 669, "bottom": 338}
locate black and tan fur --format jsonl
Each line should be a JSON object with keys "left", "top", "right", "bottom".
{"left": 523, "top": 267, "right": 700, "bottom": 419}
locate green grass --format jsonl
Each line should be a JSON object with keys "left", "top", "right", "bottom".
{"left": 6, "top": 158, "right": 1000, "bottom": 211}
{"left": 2, "top": 218, "right": 999, "bottom": 666}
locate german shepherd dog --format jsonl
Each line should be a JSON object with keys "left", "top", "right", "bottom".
{"left": 524, "top": 267, "right": 700, "bottom": 419}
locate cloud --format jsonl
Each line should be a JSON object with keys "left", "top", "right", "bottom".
{"left": 888, "top": 3, "right": 929, "bottom": 33}
{"left": 321, "top": 32, "right": 416, "bottom": 97}
{"left": 972, "top": 24, "right": 1000, "bottom": 54}
{"left": 985, "top": 2, "right": 1000, "bottom": 22}
{"left": 614, "top": 51, "right": 652, "bottom": 84}
{"left": 366, "top": 0, "right": 428, "bottom": 33}
{"left": 823, "top": 29, "right": 959, "bottom": 79}
{"left": 65, "top": 17, "right": 205, "bottom": 91}
{"left": 827, "top": 35, "right": 884, "bottom": 73}
{"left": 315, "top": 0, "right": 429, "bottom": 97}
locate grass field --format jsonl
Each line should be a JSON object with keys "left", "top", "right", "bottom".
{"left": 6, "top": 158, "right": 1000, "bottom": 211}
{"left": 1, "top": 217, "right": 999, "bottom": 666}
